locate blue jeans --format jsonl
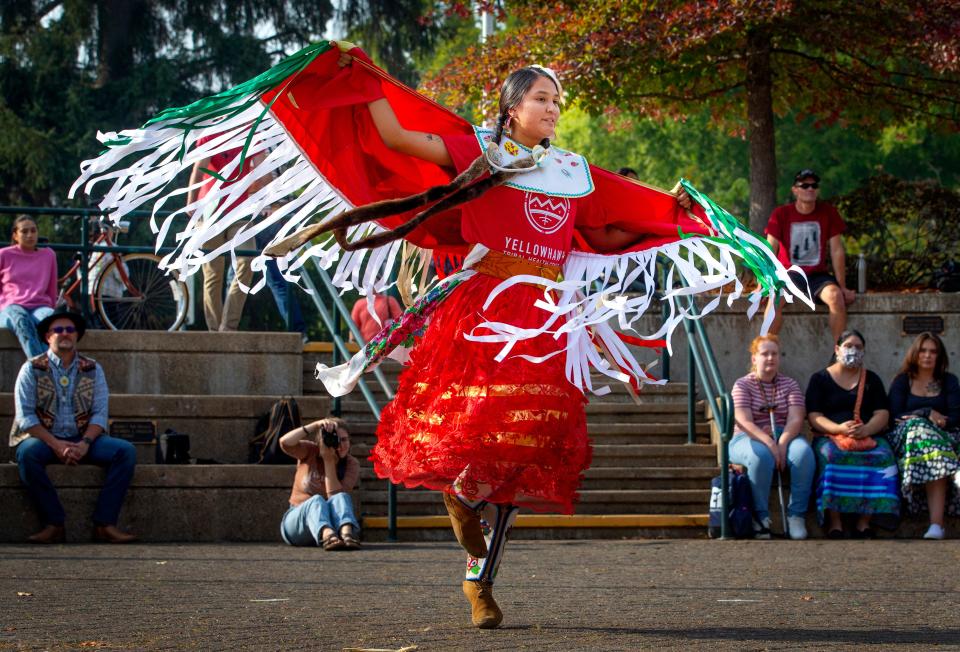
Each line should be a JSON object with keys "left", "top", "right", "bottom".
{"left": 0, "top": 304, "right": 54, "bottom": 358}
{"left": 254, "top": 228, "right": 305, "bottom": 334}
{"left": 16, "top": 435, "right": 137, "bottom": 526}
{"left": 729, "top": 430, "right": 816, "bottom": 520}
{"left": 280, "top": 492, "right": 359, "bottom": 546}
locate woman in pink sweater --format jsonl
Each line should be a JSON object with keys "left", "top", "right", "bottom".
{"left": 0, "top": 216, "right": 59, "bottom": 357}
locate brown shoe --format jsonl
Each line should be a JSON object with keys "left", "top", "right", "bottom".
{"left": 462, "top": 580, "right": 503, "bottom": 629}
{"left": 27, "top": 525, "right": 65, "bottom": 544}
{"left": 443, "top": 493, "right": 487, "bottom": 558}
{"left": 94, "top": 525, "right": 137, "bottom": 544}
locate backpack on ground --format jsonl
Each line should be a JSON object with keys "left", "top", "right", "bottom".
{"left": 156, "top": 429, "right": 191, "bottom": 464}
{"left": 708, "top": 466, "right": 755, "bottom": 539}
{"left": 248, "top": 397, "right": 301, "bottom": 464}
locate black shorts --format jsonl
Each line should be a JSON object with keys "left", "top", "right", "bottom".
{"left": 787, "top": 270, "right": 840, "bottom": 304}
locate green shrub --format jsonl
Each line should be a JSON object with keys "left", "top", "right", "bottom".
{"left": 835, "top": 174, "right": 960, "bottom": 290}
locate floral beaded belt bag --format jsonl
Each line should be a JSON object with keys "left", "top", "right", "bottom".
{"left": 826, "top": 368, "right": 877, "bottom": 452}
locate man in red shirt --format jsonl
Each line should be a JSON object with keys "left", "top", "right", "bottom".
{"left": 350, "top": 292, "right": 404, "bottom": 343}
{"left": 765, "top": 169, "right": 855, "bottom": 341}
{"left": 186, "top": 139, "right": 268, "bottom": 332}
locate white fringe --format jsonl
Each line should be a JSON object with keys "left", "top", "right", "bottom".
{"left": 464, "top": 238, "right": 812, "bottom": 396}
{"left": 69, "top": 95, "right": 811, "bottom": 399}
{"left": 69, "top": 101, "right": 406, "bottom": 299}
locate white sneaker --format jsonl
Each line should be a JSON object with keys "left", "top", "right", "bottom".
{"left": 787, "top": 515, "right": 808, "bottom": 540}
{"left": 923, "top": 524, "right": 945, "bottom": 540}
{"left": 753, "top": 517, "right": 772, "bottom": 540}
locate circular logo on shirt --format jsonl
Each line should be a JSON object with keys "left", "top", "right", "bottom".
{"left": 523, "top": 192, "right": 570, "bottom": 235}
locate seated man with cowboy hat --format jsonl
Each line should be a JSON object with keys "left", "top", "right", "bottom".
{"left": 11, "top": 307, "right": 137, "bottom": 543}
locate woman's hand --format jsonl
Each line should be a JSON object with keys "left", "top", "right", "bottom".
{"left": 676, "top": 188, "right": 692, "bottom": 210}
{"left": 776, "top": 440, "right": 791, "bottom": 472}
{"left": 929, "top": 409, "right": 948, "bottom": 429}
{"left": 319, "top": 439, "right": 339, "bottom": 464}
{"left": 838, "top": 420, "right": 862, "bottom": 437}
{"left": 335, "top": 41, "right": 357, "bottom": 68}
{"left": 764, "top": 439, "right": 785, "bottom": 471}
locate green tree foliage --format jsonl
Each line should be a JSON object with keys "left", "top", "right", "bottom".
{"left": 337, "top": 0, "right": 442, "bottom": 86}
{"left": 555, "top": 108, "right": 960, "bottom": 220}
{"left": 424, "top": 1, "right": 960, "bottom": 233}
{"left": 0, "top": 0, "right": 332, "bottom": 206}
{"left": 836, "top": 174, "right": 960, "bottom": 289}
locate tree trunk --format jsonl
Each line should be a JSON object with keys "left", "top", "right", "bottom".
{"left": 746, "top": 29, "right": 777, "bottom": 235}
{"left": 95, "top": 0, "right": 136, "bottom": 88}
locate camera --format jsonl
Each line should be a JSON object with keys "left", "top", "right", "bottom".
{"left": 321, "top": 424, "right": 340, "bottom": 449}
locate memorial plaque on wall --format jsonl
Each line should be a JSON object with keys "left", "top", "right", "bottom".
{"left": 109, "top": 419, "right": 157, "bottom": 443}
{"left": 902, "top": 315, "right": 944, "bottom": 336}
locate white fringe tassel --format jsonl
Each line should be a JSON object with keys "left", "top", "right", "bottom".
{"left": 69, "top": 101, "right": 404, "bottom": 298}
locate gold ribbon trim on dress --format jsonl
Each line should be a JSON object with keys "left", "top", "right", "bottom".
{"left": 471, "top": 250, "right": 562, "bottom": 283}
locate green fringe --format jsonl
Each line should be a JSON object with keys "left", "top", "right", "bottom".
{"left": 678, "top": 178, "right": 782, "bottom": 298}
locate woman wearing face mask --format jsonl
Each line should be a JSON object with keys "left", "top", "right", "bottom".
{"left": 0, "top": 216, "right": 58, "bottom": 358}
{"left": 888, "top": 333, "right": 960, "bottom": 539}
{"left": 806, "top": 329, "right": 899, "bottom": 538}
{"left": 729, "top": 335, "right": 814, "bottom": 539}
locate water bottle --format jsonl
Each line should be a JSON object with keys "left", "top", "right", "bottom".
{"left": 856, "top": 253, "right": 867, "bottom": 294}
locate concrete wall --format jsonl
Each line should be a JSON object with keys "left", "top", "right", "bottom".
{"left": 649, "top": 292, "right": 960, "bottom": 395}
{"left": 0, "top": 394, "right": 332, "bottom": 464}
{"left": 1, "top": 330, "right": 304, "bottom": 395}
{"left": 0, "top": 465, "right": 298, "bottom": 542}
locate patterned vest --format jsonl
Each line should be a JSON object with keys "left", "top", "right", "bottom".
{"left": 8, "top": 353, "right": 99, "bottom": 447}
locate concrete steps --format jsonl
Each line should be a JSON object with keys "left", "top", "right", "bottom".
{"left": 0, "top": 393, "right": 331, "bottom": 465}
{"left": 2, "top": 331, "right": 722, "bottom": 541}
{"left": 0, "top": 465, "right": 295, "bottom": 543}
{"left": 358, "top": 488, "right": 710, "bottom": 515}
{"left": 2, "top": 330, "right": 304, "bottom": 395}
{"left": 321, "top": 359, "right": 719, "bottom": 537}
{"left": 358, "top": 466, "right": 718, "bottom": 490}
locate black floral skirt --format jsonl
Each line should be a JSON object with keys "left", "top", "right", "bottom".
{"left": 888, "top": 417, "right": 960, "bottom": 516}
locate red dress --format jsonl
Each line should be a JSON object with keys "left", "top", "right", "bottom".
{"left": 370, "top": 134, "right": 605, "bottom": 514}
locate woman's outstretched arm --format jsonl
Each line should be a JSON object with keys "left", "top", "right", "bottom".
{"left": 337, "top": 47, "right": 452, "bottom": 168}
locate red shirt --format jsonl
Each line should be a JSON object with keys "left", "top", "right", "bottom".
{"left": 439, "top": 133, "right": 604, "bottom": 265}
{"left": 765, "top": 201, "right": 846, "bottom": 274}
{"left": 196, "top": 135, "right": 256, "bottom": 209}
{"left": 351, "top": 294, "right": 403, "bottom": 342}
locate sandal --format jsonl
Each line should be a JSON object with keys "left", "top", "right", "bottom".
{"left": 339, "top": 526, "right": 362, "bottom": 550}
{"left": 322, "top": 534, "right": 345, "bottom": 551}
{"left": 826, "top": 528, "right": 845, "bottom": 540}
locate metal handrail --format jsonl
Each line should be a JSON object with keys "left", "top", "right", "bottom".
{"left": 677, "top": 292, "right": 735, "bottom": 540}
{"left": 301, "top": 260, "right": 398, "bottom": 542}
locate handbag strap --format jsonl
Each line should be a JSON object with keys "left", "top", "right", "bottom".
{"left": 853, "top": 367, "right": 867, "bottom": 423}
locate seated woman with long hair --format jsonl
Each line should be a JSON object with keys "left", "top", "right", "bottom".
{"left": 806, "top": 329, "right": 899, "bottom": 538}
{"left": 730, "top": 334, "right": 814, "bottom": 539}
{"left": 278, "top": 417, "right": 361, "bottom": 550}
{"left": 0, "top": 216, "right": 58, "bottom": 358}
{"left": 888, "top": 332, "right": 960, "bottom": 539}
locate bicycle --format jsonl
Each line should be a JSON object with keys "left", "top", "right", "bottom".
{"left": 58, "top": 216, "right": 190, "bottom": 331}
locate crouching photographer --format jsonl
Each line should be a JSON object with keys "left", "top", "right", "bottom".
{"left": 278, "top": 417, "right": 361, "bottom": 550}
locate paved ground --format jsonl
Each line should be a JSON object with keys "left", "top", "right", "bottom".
{"left": 2, "top": 539, "right": 960, "bottom": 651}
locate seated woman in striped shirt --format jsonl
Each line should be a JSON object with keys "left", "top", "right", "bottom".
{"left": 730, "top": 334, "right": 815, "bottom": 540}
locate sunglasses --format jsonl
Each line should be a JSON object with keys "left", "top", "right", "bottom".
{"left": 50, "top": 326, "right": 77, "bottom": 334}
{"left": 796, "top": 182, "right": 819, "bottom": 189}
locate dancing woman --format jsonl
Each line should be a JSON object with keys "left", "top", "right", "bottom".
{"left": 70, "top": 40, "right": 809, "bottom": 629}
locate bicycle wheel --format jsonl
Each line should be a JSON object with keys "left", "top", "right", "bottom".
{"left": 95, "top": 253, "right": 190, "bottom": 331}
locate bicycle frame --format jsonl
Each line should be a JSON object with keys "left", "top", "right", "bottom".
{"left": 58, "top": 219, "right": 138, "bottom": 312}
